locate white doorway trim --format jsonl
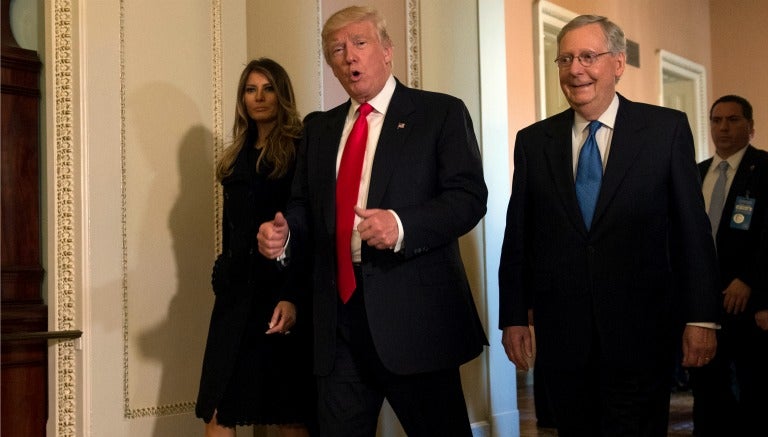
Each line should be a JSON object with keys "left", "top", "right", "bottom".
{"left": 658, "top": 49, "right": 709, "bottom": 161}
{"left": 534, "top": 0, "right": 576, "bottom": 120}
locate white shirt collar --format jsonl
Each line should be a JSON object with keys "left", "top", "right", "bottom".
{"left": 348, "top": 75, "right": 396, "bottom": 118}
{"left": 573, "top": 93, "right": 620, "bottom": 134}
{"left": 712, "top": 145, "right": 749, "bottom": 173}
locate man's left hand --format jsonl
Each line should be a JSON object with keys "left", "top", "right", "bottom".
{"left": 265, "top": 300, "right": 297, "bottom": 335}
{"left": 722, "top": 278, "right": 751, "bottom": 315}
{"left": 355, "top": 207, "right": 398, "bottom": 250}
{"left": 681, "top": 324, "right": 717, "bottom": 367}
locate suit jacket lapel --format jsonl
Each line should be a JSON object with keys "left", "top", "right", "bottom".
{"left": 700, "top": 158, "right": 713, "bottom": 181}
{"left": 592, "top": 96, "right": 646, "bottom": 228}
{"left": 723, "top": 145, "right": 758, "bottom": 222}
{"left": 543, "top": 110, "right": 587, "bottom": 233}
{"left": 319, "top": 102, "right": 350, "bottom": 236}
{"left": 367, "top": 82, "right": 416, "bottom": 208}
{"left": 699, "top": 146, "right": 756, "bottom": 233}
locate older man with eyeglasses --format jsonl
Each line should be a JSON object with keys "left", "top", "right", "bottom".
{"left": 499, "top": 14, "right": 721, "bottom": 436}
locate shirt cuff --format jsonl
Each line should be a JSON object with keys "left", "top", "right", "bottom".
{"left": 388, "top": 209, "right": 404, "bottom": 252}
{"left": 276, "top": 232, "right": 290, "bottom": 265}
{"left": 686, "top": 322, "right": 721, "bottom": 330}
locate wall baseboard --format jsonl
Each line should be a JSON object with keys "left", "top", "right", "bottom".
{"left": 471, "top": 420, "right": 491, "bottom": 437}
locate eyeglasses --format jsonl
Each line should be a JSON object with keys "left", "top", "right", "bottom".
{"left": 554, "top": 51, "right": 612, "bottom": 68}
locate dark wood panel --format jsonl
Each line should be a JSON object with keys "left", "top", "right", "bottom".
{"left": 1, "top": 0, "right": 48, "bottom": 434}
{"left": 1, "top": 303, "right": 47, "bottom": 437}
{"left": 1, "top": 53, "right": 43, "bottom": 304}
{"left": 1, "top": 340, "right": 47, "bottom": 437}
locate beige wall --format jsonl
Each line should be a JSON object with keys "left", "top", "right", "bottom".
{"left": 710, "top": 0, "right": 767, "bottom": 152}
{"left": 245, "top": 1, "right": 322, "bottom": 116}
{"left": 505, "top": 0, "right": 538, "bottom": 145}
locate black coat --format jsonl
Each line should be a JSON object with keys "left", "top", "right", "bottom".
{"left": 699, "top": 145, "right": 768, "bottom": 314}
{"left": 196, "top": 143, "right": 311, "bottom": 422}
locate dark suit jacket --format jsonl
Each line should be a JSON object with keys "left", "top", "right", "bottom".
{"left": 499, "top": 94, "right": 720, "bottom": 371}
{"left": 699, "top": 145, "right": 768, "bottom": 314}
{"left": 287, "top": 80, "right": 488, "bottom": 376}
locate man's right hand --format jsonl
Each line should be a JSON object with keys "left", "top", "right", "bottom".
{"left": 756, "top": 310, "right": 768, "bottom": 331}
{"left": 502, "top": 325, "right": 534, "bottom": 371}
{"left": 257, "top": 212, "right": 289, "bottom": 259}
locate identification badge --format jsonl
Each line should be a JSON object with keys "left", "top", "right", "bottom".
{"left": 729, "top": 196, "right": 755, "bottom": 230}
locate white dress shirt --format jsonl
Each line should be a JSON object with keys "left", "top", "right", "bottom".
{"left": 336, "top": 75, "right": 404, "bottom": 262}
{"left": 571, "top": 94, "right": 619, "bottom": 177}
{"left": 702, "top": 145, "right": 748, "bottom": 213}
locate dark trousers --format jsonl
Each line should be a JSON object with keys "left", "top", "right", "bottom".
{"left": 544, "top": 326, "right": 671, "bottom": 437}
{"left": 316, "top": 267, "right": 472, "bottom": 437}
{"left": 533, "top": 359, "right": 556, "bottom": 428}
{"left": 690, "top": 317, "right": 768, "bottom": 436}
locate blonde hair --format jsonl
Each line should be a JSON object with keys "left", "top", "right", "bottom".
{"left": 217, "top": 58, "right": 302, "bottom": 180}
{"left": 321, "top": 5, "right": 392, "bottom": 64}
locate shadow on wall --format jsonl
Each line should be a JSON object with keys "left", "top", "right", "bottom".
{"left": 124, "top": 81, "right": 216, "bottom": 435}
{"left": 137, "top": 125, "right": 216, "bottom": 436}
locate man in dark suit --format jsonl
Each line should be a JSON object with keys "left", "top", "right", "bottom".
{"left": 690, "top": 95, "right": 768, "bottom": 436}
{"left": 498, "top": 15, "right": 721, "bottom": 436}
{"left": 257, "top": 5, "right": 487, "bottom": 436}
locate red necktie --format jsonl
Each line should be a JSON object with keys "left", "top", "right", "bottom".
{"left": 336, "top": 102, "right": 373, "bottom": 303}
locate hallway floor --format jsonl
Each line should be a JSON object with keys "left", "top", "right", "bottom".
{"left": 516, "top": 371, "right": 695, "bottom": 436}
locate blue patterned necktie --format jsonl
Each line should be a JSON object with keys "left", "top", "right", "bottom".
{"left": 575, "top": 120, "right": 603, "bottom": 230}
{"left": 708, "top": 160, "right": 729, "bottom": 237}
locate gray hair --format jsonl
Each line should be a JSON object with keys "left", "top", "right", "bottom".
{"left": 557, "top": 15, "right": 626, "bottom": 54}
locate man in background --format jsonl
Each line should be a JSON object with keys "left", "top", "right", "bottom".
{"left": 690, "top": 94, "right": 768, "bottom": 436}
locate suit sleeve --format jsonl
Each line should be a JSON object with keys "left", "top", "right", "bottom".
{"left": 753, "top": 207, "right": 768, "bottom": 310}
{"left": 498, "top": 129, "right": 532, "bottom": 328}
{"left": 667, "top": 112, "right": 721, "bottom": 323}
{"left": 281, "top": 129, "right": 312, "bottom": 299}
{"left": 747, "top": 157, "right": 768, "bottom": 310}
{"left": 395, "top": 98, "right": 488, "bottom": 258}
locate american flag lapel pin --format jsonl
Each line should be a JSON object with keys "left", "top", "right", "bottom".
{"left": 397, "top": 122, "right": 406, "bottom": 129}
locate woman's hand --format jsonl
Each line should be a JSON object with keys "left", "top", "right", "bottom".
{"left": 265, "top": 300, "right": 297, "bottom": 335}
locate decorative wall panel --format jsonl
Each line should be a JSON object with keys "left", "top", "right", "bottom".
{"left": 120, "top": 0, "right": 218, "bottom": 418}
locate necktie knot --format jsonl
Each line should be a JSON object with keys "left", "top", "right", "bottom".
{"left": 358, "top": 102, "right": 373, "bottom": 118}
{"left": 588, "top": 120, "right": 602, "bottom": 136}
{"left": 717, "top": 160, "right": 729, "bottom": 174}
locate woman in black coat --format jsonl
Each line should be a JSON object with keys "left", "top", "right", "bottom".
{"left": 196, "top": 58, "right": 314, "bottom": 437}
